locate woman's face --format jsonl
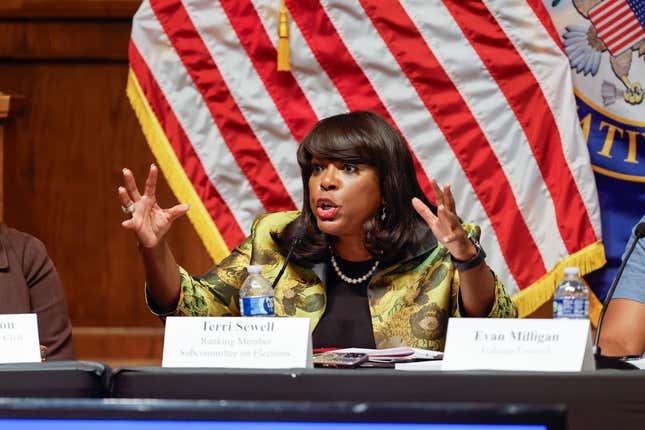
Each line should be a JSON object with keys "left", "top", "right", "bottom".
{"left": 308, "top": 157, "right": 382, "bottom": 239}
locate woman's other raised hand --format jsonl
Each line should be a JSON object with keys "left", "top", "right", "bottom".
{"left": 411, "top": 178, "right": 476, "bottom": 262}
{"left": 118, "top": 164, "right": 190, "bottom": 248}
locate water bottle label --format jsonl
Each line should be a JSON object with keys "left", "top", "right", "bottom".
{"left": 553, "top": 297, "right": 588, "bottom": 319}
{"left": 240, "top": 296, "right": 274, "bottom": 316}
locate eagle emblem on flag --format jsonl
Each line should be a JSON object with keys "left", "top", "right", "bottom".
{"left": 562, "top": 0, "right": 645, "bottom": 105}
{"left": 546, "top": 0, "right": 645, "bottom": 305}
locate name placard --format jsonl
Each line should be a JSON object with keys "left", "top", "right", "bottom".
{"left": 442, "top": 318, "right": 594, "bottom": 371}
{"left": 0, "top": 314, "right": 41, "bottom": 364}
{"left": 162, "top": 317, "right": 312, "bottom": 368}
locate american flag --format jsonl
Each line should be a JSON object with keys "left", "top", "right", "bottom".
{"left": 127, "top": 0, "right": 605, "bottom": 317}
{"left": 589, "top": 0, "right": 645, "bottom": 56}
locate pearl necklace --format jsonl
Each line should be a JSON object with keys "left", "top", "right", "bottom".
{"left": 329, "top": 251, "right": 380, "bottom": 284}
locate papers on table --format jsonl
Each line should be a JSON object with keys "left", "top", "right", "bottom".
{"left": 395, "top": 360, "right": 444, "bottom": 371}
{"left": 627, "top": 358, "right": 645, "bottom": 370}
{"left": 336, "top": 347, "right": 443, "bottom": 363}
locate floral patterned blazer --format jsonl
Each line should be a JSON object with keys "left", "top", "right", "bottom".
{"left": 149, "top": 211, "right": 517, "bottom": 351}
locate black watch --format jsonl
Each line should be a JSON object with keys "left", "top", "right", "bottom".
{"left": 451, "top": 237, "right": 486, "bottom": 271}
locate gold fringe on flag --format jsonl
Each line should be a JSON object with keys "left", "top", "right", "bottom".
{"left": 126, "top": 69, "right": 230, "bottom": 263}
{"left": 277, "top": 0, "right": 290, "bottom": 71}
{"left": 511, "top": 240, "right": 606, "bottom": 325}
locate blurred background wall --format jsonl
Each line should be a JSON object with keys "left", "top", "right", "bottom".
{"left": 0, "top": 0, "right": 214, "bottom": 366}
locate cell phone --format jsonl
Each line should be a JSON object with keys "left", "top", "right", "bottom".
{"left": 313, "top": 352, "right": 369, "bottom": 368}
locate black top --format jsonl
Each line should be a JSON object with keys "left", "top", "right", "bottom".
{"left": 311, "top": 257, "right": 377, "bottom": 349}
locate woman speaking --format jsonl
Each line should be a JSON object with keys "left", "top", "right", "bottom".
{"left": 118, "top": 111, "right": 516, "bottom": 351}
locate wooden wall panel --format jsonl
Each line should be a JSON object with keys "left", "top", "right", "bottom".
{"left": 0, "top": 21, "right": 131, "bottom": 61}
{"left": 0, "top": 93, "right": 26, "bottom": 221}
{"left": 0, "top": 1, "right": 213, "bottom": 365}
{"left": 0, "top": 0, "right": 139, "bottom": 18}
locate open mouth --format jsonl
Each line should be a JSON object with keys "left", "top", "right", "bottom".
{"left": 315, "top": 199, "right": 338, "bottom": 220}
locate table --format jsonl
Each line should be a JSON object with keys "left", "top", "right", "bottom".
{"left": 110, "top": 367, "right": 645, "bottom": 430}
{"left": 0, "top": 361, "right": 108, "bottom": 398}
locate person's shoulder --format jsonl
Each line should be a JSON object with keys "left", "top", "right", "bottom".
{"left": 251, "top": 211, "right": 301, "bottom": 233}
{"left": 635, "top": 215, "right": 645, "bottom": 231}
{"left": 626, "top": 215, "right": 645, "bottom": 247}
{"left": 0, "top": 224, "right": 51, "bottom": 278}
{"left": 246, "top": 211, "right": 301, "bottom": 252}
{"left": 0, "top": 224, "right": 47, "bottom": 257}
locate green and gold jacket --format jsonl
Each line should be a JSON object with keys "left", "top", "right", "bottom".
{"left": 152, "top": 211, "right": 517, "bottom": 351}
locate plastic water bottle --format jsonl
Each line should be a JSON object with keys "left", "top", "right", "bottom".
{"left": 239, "top": 265, "right": 274, "bottom": 317}
{"left": 553, "top": 266, "right": 589, "bottom": 319}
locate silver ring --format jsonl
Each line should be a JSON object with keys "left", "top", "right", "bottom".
{"left": 120, "top": 203, "right": 135, "bottom": 214}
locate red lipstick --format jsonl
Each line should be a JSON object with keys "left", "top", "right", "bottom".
{"left": 315, "top": 198, "right": 338, "bottom": 220}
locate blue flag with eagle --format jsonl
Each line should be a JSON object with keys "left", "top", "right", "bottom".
{"left": 546, "top": 0, "right": 645, "bottom": 300}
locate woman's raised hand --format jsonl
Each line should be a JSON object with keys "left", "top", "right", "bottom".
{"left": 118, "top": 164, "right": 190, "bottom": 248}
{"left": 412, "top": 179, "right": 476, "bottom": 261}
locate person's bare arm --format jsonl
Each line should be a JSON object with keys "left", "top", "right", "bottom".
{"left": 118, "top": 164, "right": 189, "bottom": 311}
{"left": 453, "top": 258, "right": 496, "bottom": 317}
{"left": 412, "top": 179, "right": 495, "bottom": 317}
{"left": 599, "top": 298, "right": 645, "bottom": 356}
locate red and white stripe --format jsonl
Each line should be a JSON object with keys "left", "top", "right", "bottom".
{"left": 129, "top": 0, "right": 602, "bottom": 297}
{"left": 589, "top": 0, "right": 645, "bottom": 56}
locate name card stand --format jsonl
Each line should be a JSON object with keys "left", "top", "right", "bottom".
{"left": 442, "top": 318, "right": 594, "bottom": 372}
{"left": 0, "top": 314, "right": 41, "bottom": 364}
{"left": 162, "top": 317, "right": 312, "bottom": 369}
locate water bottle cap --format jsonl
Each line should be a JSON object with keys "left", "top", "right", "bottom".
{"left": 563, "top": 266, "right": 579, "bottom": 276}
{"left": 247, "top": 265, "right": 263, "bottom": 274}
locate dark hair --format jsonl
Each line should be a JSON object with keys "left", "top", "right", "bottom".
{"left": 273, "top": 111, "right": 435, "bottom": 267}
